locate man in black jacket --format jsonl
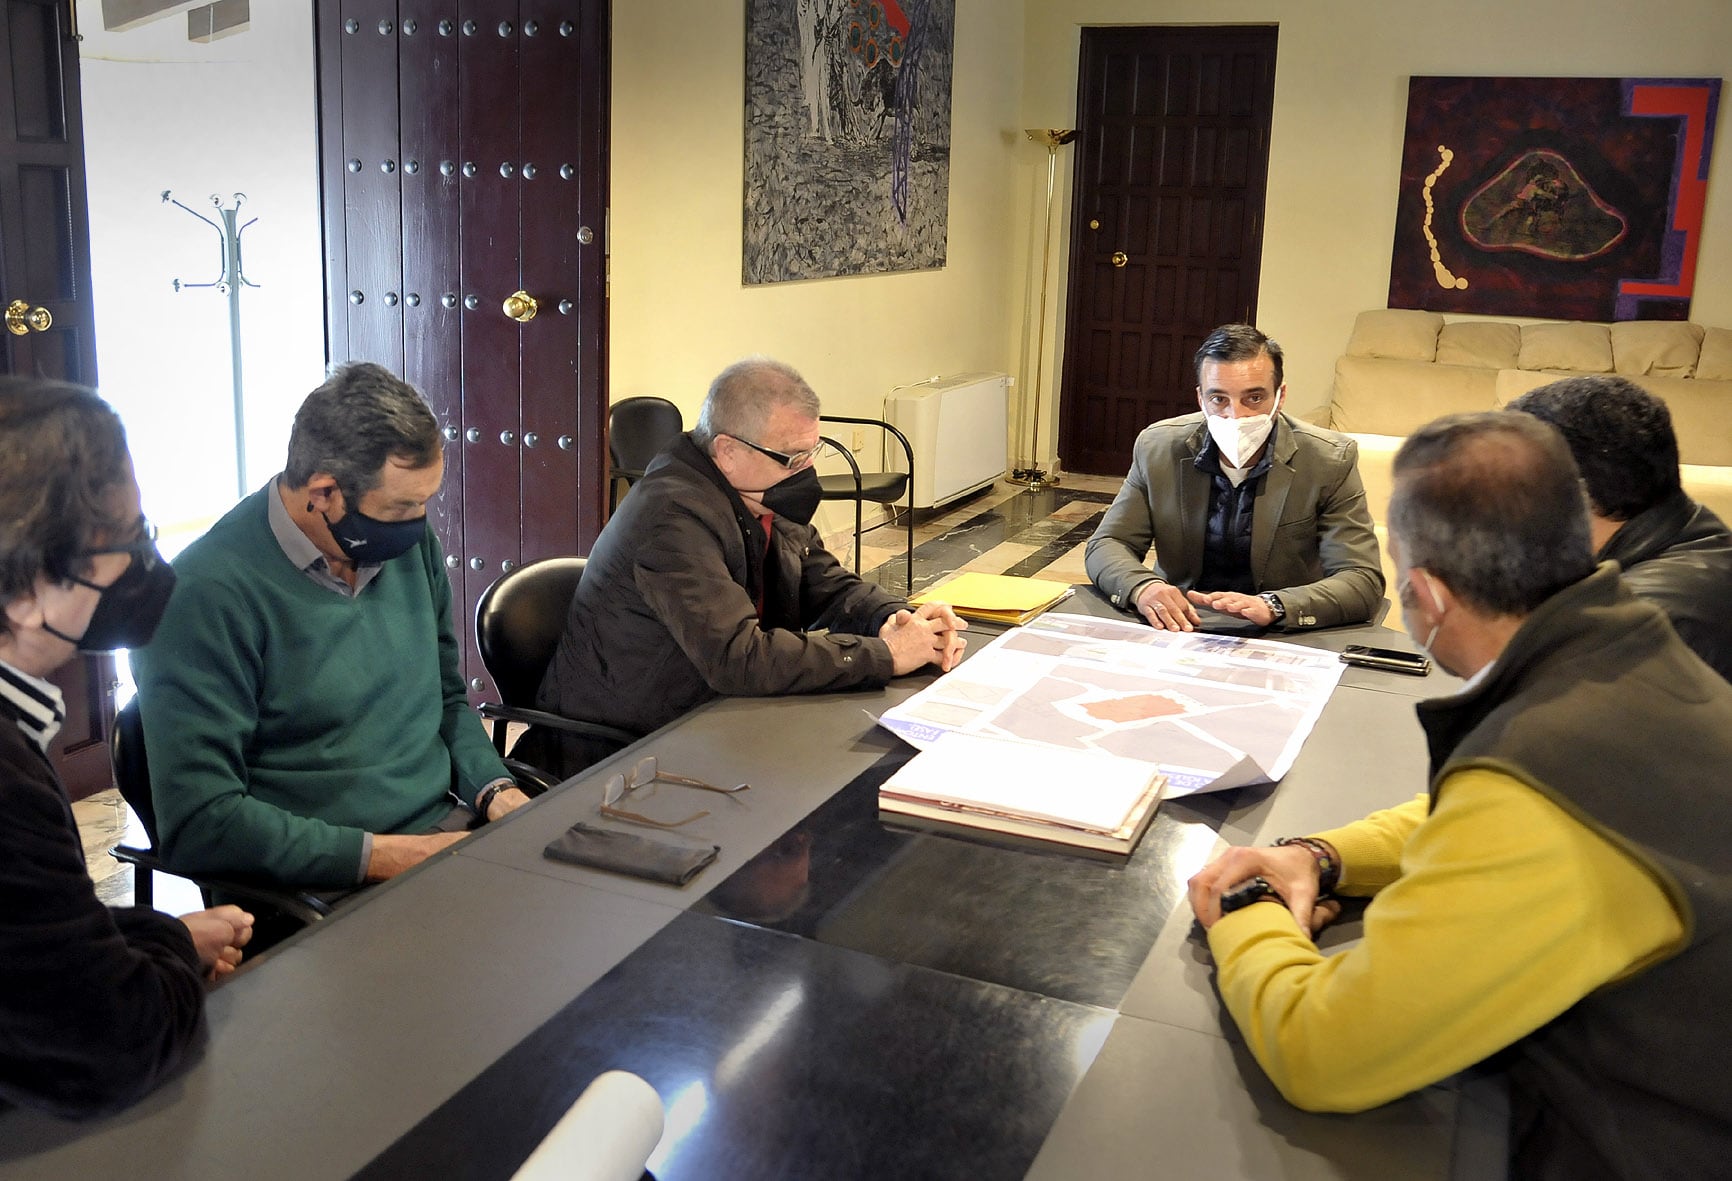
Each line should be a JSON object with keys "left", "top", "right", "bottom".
{"left": 535, "top": 357, "right": 966, "bottom": 777}
{"left": 0, "top": 378, "right": 252, "bottom": 1118}
{"left": 1508, "top": 375, "right": 1732, "bottom": 681}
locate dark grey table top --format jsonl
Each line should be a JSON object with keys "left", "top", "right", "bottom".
{"left": 0, "top": 610, "right": 1486, "bottom": 1181}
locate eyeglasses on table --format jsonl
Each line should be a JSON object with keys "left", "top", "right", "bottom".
{"left": 600, "top": 755, "right": 750, "bottom": 828}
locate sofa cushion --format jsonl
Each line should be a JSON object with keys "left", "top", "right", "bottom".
{"left": 1636, "top": 374, "right": 1732, "bottom": 467}
{"left": 1519, "top": 323, "right": 1614, "bottom": 373}
{"left": 1696, "top": 327, "right": 1732, "bottom": 381}
{"left": 1611, "top": 321, "right": 1704, "bottom": 377}
{"left": 1331, "top": 354, "right": 1500, "bottom": 434}
{"left": 1682, "top": 463, "right": 1732, "bottom": 526}
{"left": 1346, "top": 309, "right": 1445, "bottom": 361}
{"left": 1436, "top": 321, "right": 1521, "bottom": 369}
{"left": 1495, "top": 368, "right": 1575, "bottom": 407}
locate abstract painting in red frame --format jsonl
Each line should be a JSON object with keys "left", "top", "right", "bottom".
{"left": 1387, "top": 76, "right": 1721, "bottom": 321}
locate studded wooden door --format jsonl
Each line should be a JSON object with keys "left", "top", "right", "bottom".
{"left": 316, "top": 0, "right": 608, "bottom": 700}
{"left": 1057, "top": 25, "right": 1276, "bottom": 477}
{"left": 0, "top": 0, "right": 114, "bottom": 800}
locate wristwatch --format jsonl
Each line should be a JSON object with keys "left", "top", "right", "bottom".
{"left": 475, "top": 781, "right": 511, "bottom": 821}
{"left": 1259, "top": 592, "right": 1286, "bottom": 625}
{"left": 1220, "top": 875, "right": 1286, "bottom": 913}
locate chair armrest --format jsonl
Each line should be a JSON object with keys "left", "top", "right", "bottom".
{"left": 111, "top": 844, "right": 333, "bottom": 925}
{"left": 504, "top": 757, "right": 563, "bottom": 798}
{"left": 477, "top": 702, "right": 640, "bottom": 747}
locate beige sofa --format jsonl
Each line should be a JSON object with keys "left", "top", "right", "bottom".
{"left": 1311, "top": 309, "right": 1732, "bottom": 598}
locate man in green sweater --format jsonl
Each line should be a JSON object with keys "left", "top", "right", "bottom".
{"left": 133, "top": 364, "right": 526, "bottom": 901}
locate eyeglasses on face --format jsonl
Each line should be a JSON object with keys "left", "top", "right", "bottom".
{"left": 727, "top": 434, "right": 827, "bottom": 471}
{"left": 599, "top": 755, "right": 750, "bottom": 829}
{"left": 66, "top": 517, "right": 162, "bottom": 585}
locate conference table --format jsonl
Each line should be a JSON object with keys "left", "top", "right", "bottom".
{"left": 0, "top": 592, "right": 1509, "bottom": 1179}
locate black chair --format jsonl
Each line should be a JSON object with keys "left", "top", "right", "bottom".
{"left": 608, "top": 396, "right": 684, "bottom": 511}
{"left": 474, "top": 556, "right": 640, "bottom": 785}
{"left": 109, "top": 698, "right": 331, "bottom": 927}
{"left": 817, "top": 414, "right": 916, "bottom": 591}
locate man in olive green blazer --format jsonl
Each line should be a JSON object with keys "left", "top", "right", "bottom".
{"left": 1085, "top": 324, "right": 1384, "bottom": 631}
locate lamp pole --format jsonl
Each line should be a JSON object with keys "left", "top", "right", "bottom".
{"left": 1010, "top": 128, "right": 1077, "bottom": 493}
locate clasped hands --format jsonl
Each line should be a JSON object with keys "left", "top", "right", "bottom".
{"left": 1187, "top": 843, "right": 1342, "bottom": 935}
{"left": 880, "top": 601, "right": 968, "bottom": 674}
{"left": 179, "top": 905, "right": 255, "bottom": 982}
{"left": 1134, "top": 580, "right": 1277, "bottom": 631}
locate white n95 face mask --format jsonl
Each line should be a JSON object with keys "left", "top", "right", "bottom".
{"left": 1205, "top": 405, "right": 1277, "bottom": 467}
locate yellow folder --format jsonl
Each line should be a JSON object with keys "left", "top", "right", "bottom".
{"left": 910, "top": 572, "right": 1075, "bottom": 625}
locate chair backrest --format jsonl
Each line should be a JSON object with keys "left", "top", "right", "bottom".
{"left": 476, "top": 556, "right": 588, "bottom": 707}
{"left": 109, "top": 697, "right": 158, "bottom": 846}
{"left": 608, "top": 396, "right": 684, "bottom": 475}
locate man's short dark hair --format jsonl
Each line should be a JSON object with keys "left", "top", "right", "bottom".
{"left": 691, "top": 357, "right": 821, "bottom": 451}
{"left": 1194, "top": 323, "right": 1284, "bottom": 391}
{"left": 0, "top": 377, "right": 132, "bottom": 616}
{"left": 1505, "top": 375, "right": 1680, "bottom": 521}
{"left": 1390, "top": 412, "right": 1594, "bottom": 616}
{"left": 283, "top": 363, "right": 442, "bottom": 497}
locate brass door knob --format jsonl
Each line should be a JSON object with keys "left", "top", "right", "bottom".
{"left": 503, "top": 290, "right": 538, "bottom": 322}
{"left": 1111, "top": 251, "right": 1128, "bottom": 268}
{"left": 5, "top": 299, "right": 51, "bottom": 335}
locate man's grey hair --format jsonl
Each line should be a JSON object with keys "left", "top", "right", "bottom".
{"left": 1389, "top": 411, "right": 1594, "bottom": 616}
{"left": 283, "top": 362, "right": 442, "bottom": 498}
{"left": 691, "top": 357, "right": 821, "bottom": 451}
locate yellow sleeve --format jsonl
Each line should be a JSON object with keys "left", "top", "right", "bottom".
{"left": 1310, "top": 793, "right": 1428, "bottom": 894}
{"left": 1206, "top": 767, "right": 1684, "bottom": 1113}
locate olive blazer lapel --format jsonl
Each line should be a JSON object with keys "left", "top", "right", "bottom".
{"left": 1249, "top": 414, "right": 1300, "bottom": 585}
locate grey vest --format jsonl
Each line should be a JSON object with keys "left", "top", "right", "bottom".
{"left": 1415, "top": 565, "right": 1732, "bottom": 1179}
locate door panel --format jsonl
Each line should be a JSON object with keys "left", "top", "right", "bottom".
{"left": 317, "top": 0, "right": 609, "bottom": 701}
{"left": 0, "top": 0, "right": 111, "bottom": 798}
{"left": 1057, "top": 26, "right": 1276, "bottom": 477}
{"left": 337, "top": 3, "right": 406, "bottom": 373}
{"left": 456, "top": 0, "right": 524, "bottom": 691}
{"left": 398, "top": 0, "right": 464, "bottom": 577}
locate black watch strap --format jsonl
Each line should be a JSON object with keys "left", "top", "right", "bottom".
{"left": 1220, "top": 875, "right": 1285, "bottom": 914}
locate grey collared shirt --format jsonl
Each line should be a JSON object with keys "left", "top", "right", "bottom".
{"left": 266, "top": 476, "right": 384, "bottom": 598}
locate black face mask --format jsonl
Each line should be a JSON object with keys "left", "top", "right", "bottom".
{"left": 45, "top": 544, "right": 178, "bottom": 653}
{"left": 755, "top": 467, "right": 822, "bottom": 525}
{"left": 323, "top": 506, "right": 427, "bottom": 564}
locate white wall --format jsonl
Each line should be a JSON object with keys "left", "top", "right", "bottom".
{"left": 77, "top": 1, "right": 326, "bottom": 545}
{"left": 609, "top": 0, "right": 1030, "bottom": 528}
{"left": 1025, "top": 0, "right": 1732, "bottom": 450}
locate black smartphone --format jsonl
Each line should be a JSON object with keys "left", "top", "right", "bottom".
{"left": 1339, "top": 644, "right": 1431, "bottom": 676}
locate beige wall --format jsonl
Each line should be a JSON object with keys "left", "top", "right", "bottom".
{"left": 1025, "top": 0, "right": 1732, "bottom": 443}
{"left": 609, "top": 0, "right": 1028, "bottom": 440}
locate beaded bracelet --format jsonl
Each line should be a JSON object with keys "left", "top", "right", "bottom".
{"left": 1275, "top": 835, "right": 1341, "bottom": 894}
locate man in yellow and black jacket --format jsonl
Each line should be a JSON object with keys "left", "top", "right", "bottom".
{"left": 1190, "top": 411, "right": 1732, "bottom": 1179}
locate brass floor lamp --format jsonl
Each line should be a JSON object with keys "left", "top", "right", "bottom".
{"left": 1010, "top": 127, "right": 1077, "bottom": 493}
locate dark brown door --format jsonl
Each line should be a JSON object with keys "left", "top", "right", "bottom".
{"left": 316, "top": 1, "right": 609, "bottom": 701}
{"left": 1057, "top": 25, "right": 1276, "bottom": 476}
{"left": 0, "top": 0, "right": 112, "bottom": 800}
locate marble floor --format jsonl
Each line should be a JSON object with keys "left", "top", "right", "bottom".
{"left": 75, "top": 472, "right": 1127, "bottom": 916}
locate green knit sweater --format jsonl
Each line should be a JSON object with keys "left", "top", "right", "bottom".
{"left": 132, "top": 486, "right": 507, "bottom": 889}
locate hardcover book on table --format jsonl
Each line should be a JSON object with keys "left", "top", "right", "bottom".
{"left": 877, "top": 731, "right": 1167, "bottom": 856}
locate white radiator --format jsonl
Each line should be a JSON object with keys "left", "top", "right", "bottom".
{"left": 885, "top": 372, "right": 1009, "bottom": 509}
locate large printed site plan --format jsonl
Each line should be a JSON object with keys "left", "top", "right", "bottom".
{"left": 880, "top": 613, "right": 1347, "bottom": 795}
